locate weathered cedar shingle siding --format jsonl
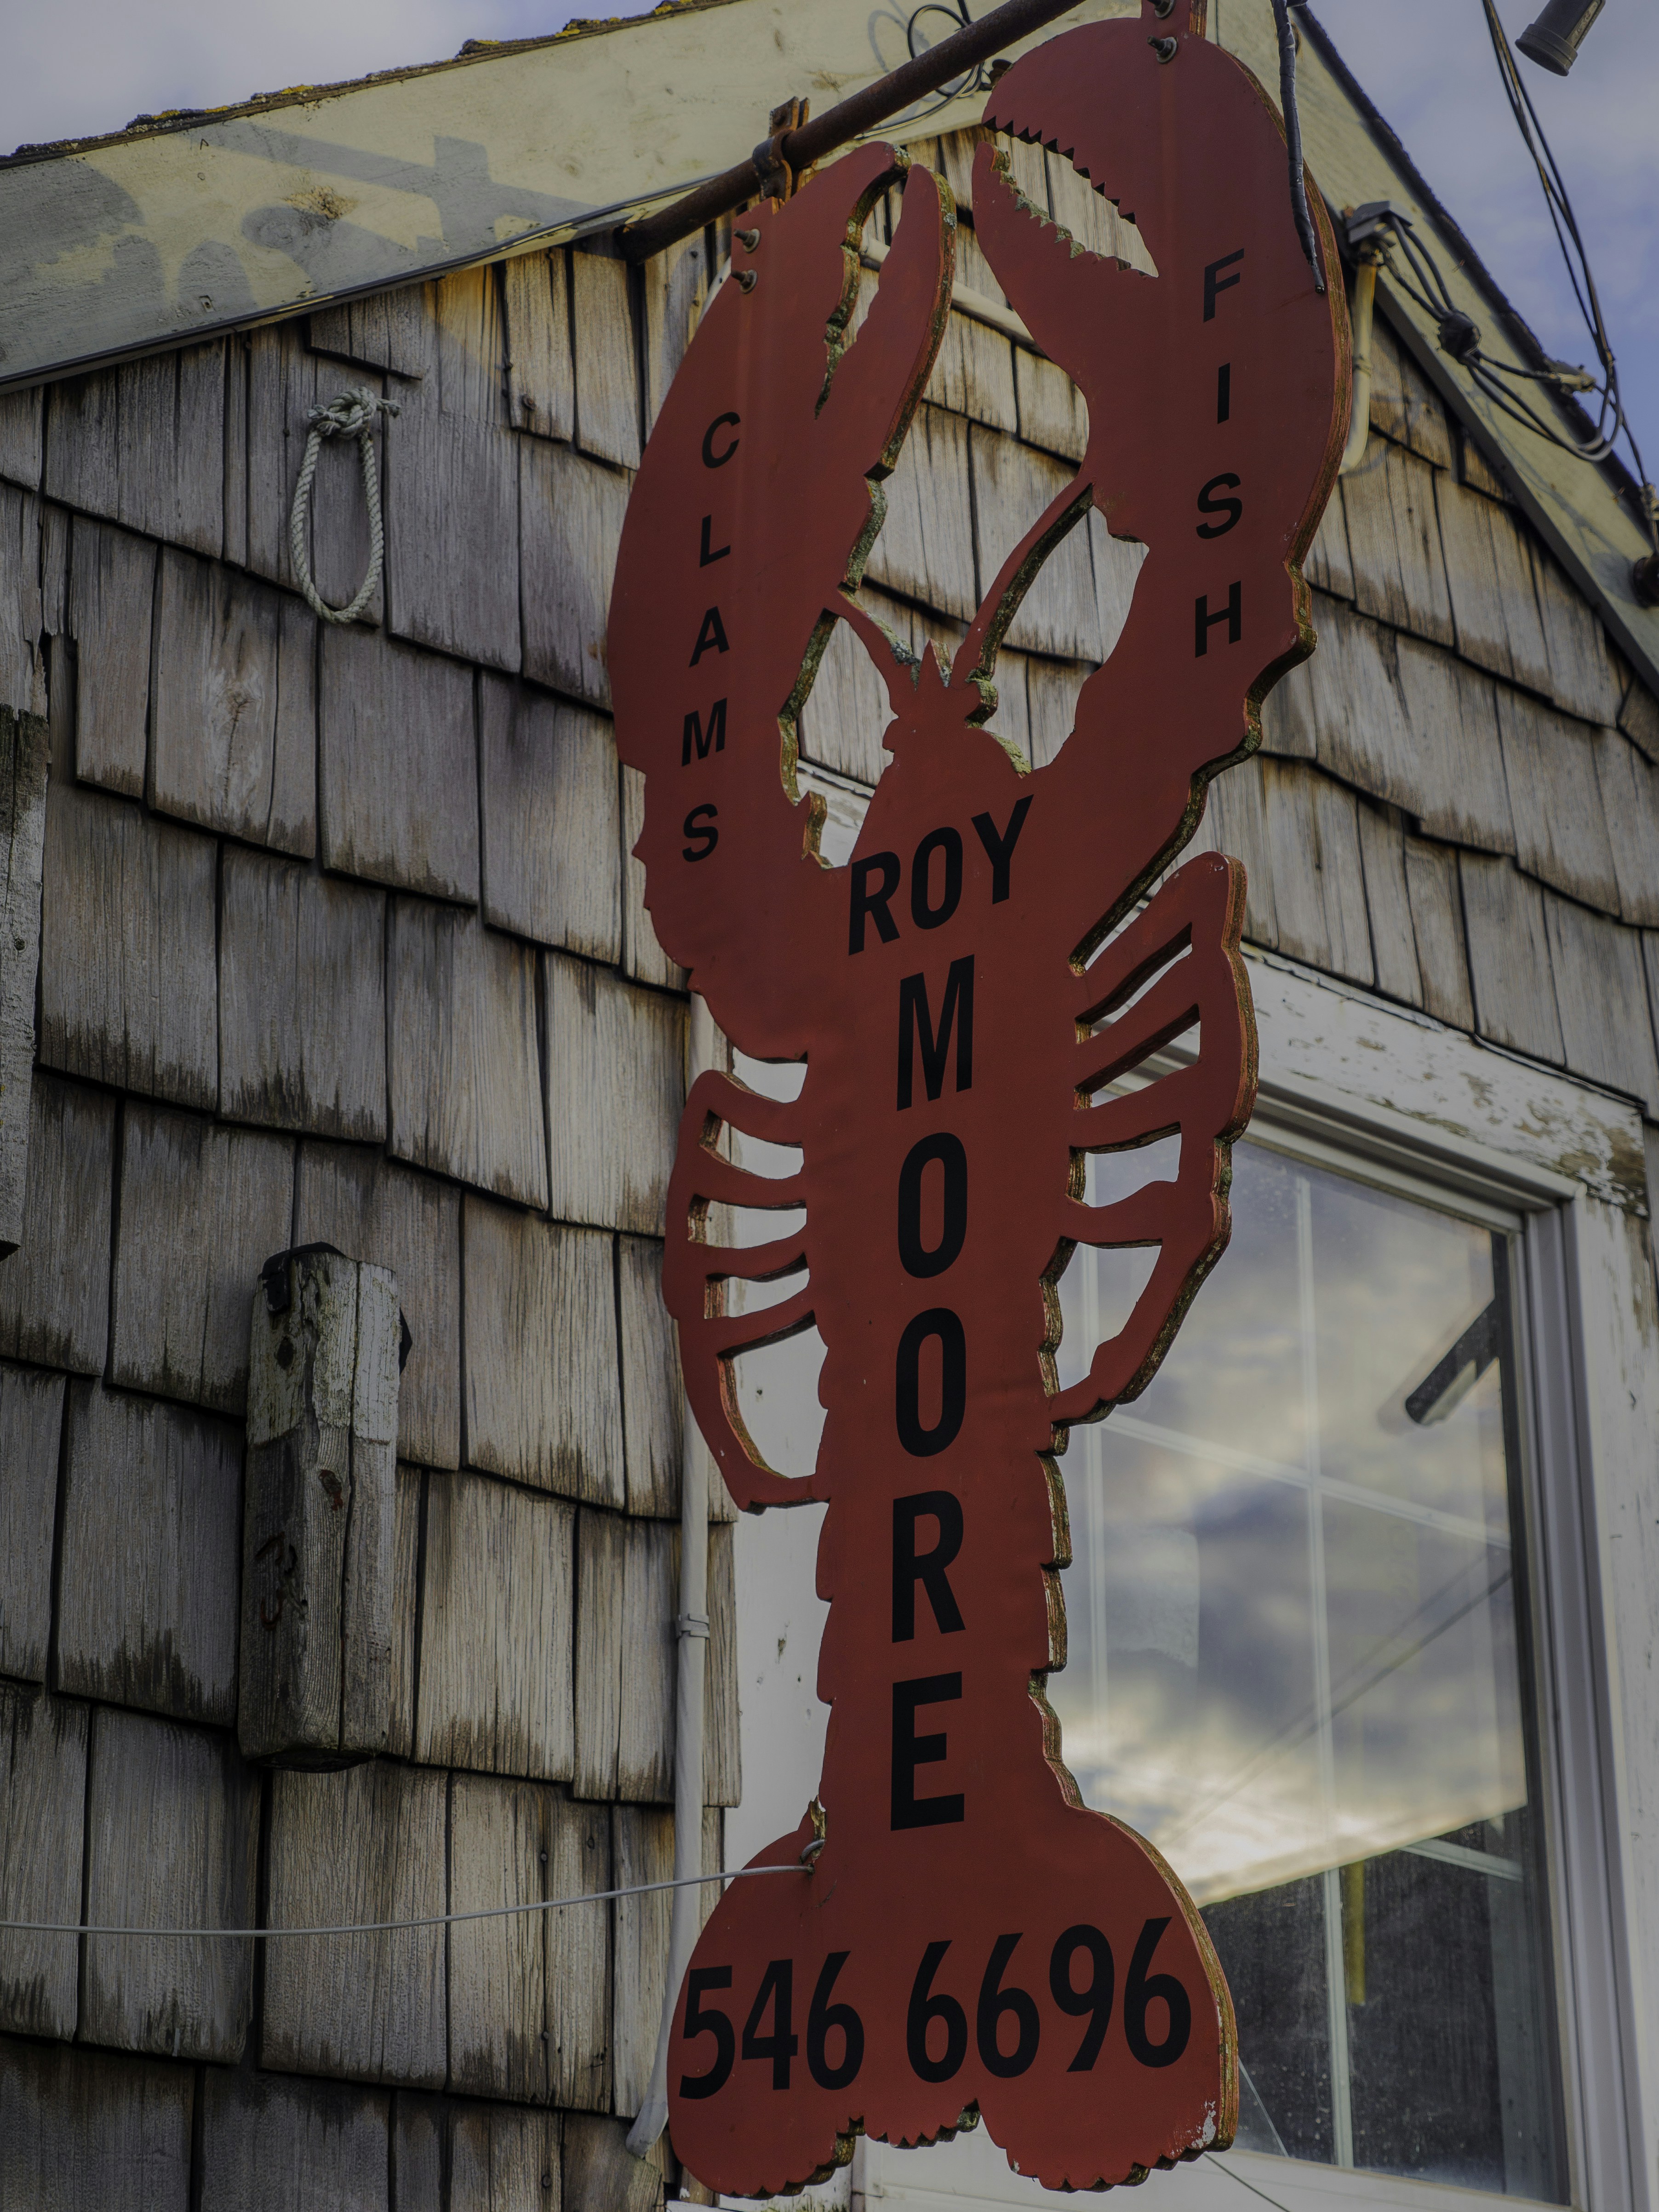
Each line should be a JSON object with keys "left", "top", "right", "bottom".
{"left": 0, "top": 115, "right": 1655, "bottom": 2207}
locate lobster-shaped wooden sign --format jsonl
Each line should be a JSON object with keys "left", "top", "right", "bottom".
{"left": 609, "top": 0, "right": 1347, "bottom": 2192}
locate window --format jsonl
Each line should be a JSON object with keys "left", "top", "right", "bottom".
{"left": 1052, "top": 1142, "right": 1566, "bottom": 2199}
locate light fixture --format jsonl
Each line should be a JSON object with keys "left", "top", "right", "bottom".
{"left": 1516, "top": 0, "right": 1605, "bottom": 76}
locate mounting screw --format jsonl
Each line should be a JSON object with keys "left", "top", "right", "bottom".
{"left": 1150, "top": 0, "right": 1177, "bottom": 14}
{"left": 736, "top": 227, "right": 761, "bottom": 251}
{"left": 1149, "top": 33, "right": 1178, "bottom": 58}
{"left": 736, "top": 269, "right": 758, "bottom": 293}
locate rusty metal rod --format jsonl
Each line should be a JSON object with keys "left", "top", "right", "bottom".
{"left": 618, "top": 0, "right": 1090, "bottom": 264}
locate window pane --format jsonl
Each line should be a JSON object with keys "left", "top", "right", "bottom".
{"left": 1051, "top": 1145, "right": 1565, "bottom": 2199}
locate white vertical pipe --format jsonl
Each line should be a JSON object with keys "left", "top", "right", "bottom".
{"left": 1339, "top": 253, "right": 1381, "bottom": 476}
{"left": 629, "top": 991, "right": 721, "bottom": 2161}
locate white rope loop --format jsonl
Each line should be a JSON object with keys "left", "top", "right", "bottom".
{"left": 288, "top": 384, "right": 400, "bottom": 626}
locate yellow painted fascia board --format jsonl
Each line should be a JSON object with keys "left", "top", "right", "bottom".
{"left": 0, "top": 0, "right": 1128, "bottom": 395}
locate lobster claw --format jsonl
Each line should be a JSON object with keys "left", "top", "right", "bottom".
{"left": 609, "top": 148, "right": 955, "bottom": 1057}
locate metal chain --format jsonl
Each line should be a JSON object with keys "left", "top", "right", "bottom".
{"left": 287, "top": 385, "right": 400, "bottom": 626}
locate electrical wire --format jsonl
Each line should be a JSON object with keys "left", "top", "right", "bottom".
{"left": 1357, "top": 1, "right": 1653, "bottom": 552}
{"left": 0, "top": 1862, "right": 806, "bottom": 1945}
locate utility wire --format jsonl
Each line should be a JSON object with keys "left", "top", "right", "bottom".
{"left": 0, "top": 1863, "right": 806, "bottom": 1945}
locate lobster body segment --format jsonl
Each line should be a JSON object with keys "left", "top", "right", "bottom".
{"left": 606, "top": 0, "right": 1348, "bottom": 2192}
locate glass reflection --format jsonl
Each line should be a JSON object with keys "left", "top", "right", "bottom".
{"left": 1052, "top": 1145, "right": 1565, "bottom": 2199}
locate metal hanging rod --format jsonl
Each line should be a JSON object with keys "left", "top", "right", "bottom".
{"left": 617, "top": 0, "right": 1092, "bottom": 265}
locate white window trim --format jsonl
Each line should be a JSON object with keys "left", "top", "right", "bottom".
{"left": 727, "top": 787, "right": 1658, "bottom": 2212}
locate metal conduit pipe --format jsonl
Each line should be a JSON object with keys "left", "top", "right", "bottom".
{"left": 628, "top": 991, "right": 722, "bottom": 2161}
{"left": 1340, "top": 249, "right": 1383, "bottom": 475}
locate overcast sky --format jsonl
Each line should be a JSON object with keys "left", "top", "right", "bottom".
{"left": 5, "top": 0, "right": 1654, "bottom": 491}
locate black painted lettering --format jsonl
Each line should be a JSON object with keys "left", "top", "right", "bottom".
{"left": 891, "top": 1674, "right": 964, "bottom": 1829}
{"left": 893, "top": 1491, "right": 966, "bottom": 1640}
{"left": 849, "top": 852, "right": 902, "bottom": 954}
{"left": 970, "top": 796, "right": 1032, "bottom": 903}
{"left": 898, "top": 1132, "right": 967, "bottom": 1279}
{"left": 1203, "top": 250, "right": 1245, "bottom": 321}
{"left": 699, "top": 514, "right": 731, "bottom": 566}
{"left": 681, "top": 699, "right": 727, "bottom": 765}
{"left": 895, "top": 1308, "right": 967, "bottom": 1458}
{"left": 898, "top": 958, "right": 974, "bottom": 1110}
{"left": 1196, "top": 473, "right": 1243, "bottom": 538}
{"left": 1195, "top": 583, "right": 1242, "bottom": 655}
{"left": 1217, "top": 361, "right": 1231, "bottom": 423}
{"left": 910, "top": 827, "right": 963, "bottom": 931}
{"left": 690, "top": 607, "right": 730, "bottom": 666}
{"left": 682, "top": 803, "right": 719, "bottom": 860}
{"left": 702, "top": 412, "right": 741, "bottom": 468}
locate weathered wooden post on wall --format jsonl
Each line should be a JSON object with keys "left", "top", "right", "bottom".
{"left": 611, "top": 0, "right": 1347, "bottom": 2193}
{"left": 239, "top": 1244, "right": 403, "bottom": 1765}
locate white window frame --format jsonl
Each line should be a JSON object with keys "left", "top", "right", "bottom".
{"left": 721, "top": 890, "right": 1659, "bottom": 2212}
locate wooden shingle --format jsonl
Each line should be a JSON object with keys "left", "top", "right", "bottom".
{"left": 618, "top": 1515, "right": 677, "bottom": 1804}
{"left": 39, "top": 778, "right": 219, "bottom": 1110}
{"left": 546, "top": 952, "right": 684, "bottom": 1236}
{"left": 447, "top": 1774, "right": 550, "bottom": 2103}
{"left": 622, "top": 765, "right": 687, "bottom": 991}
{"left": 294, "top": 1145, "right": 462, "bottom": 1471}
{"left": 573, "top": 1508, "right": 628, "bottom": 1802}
{"left": 1543, "top": 895, "right": 1659, "bottom": 1112}
{"left": 1392, "top": 631, "right": 1515, "bottom": 853}
{"left": 1338, "top": 442, "right": 1453, "bottom": 647}
{"left": 109, "top": 1107, "right": 294, "bottom": 1416}
{"left": 0, "top": 1687, "right": 86, "bottom": 2041}
{"left": 0, "top": 706, "right": 47, "bottom": 1257}
{"left": 82, "top": 1707, "right": 258, "bottom": 2063}
{"left": 388, "top": 1467, "right": 422, "bottom": 1759}
{"left": 1435, "top": 475, "right": 1551, "bottom": 697}
{"left": 504, "top": 249, "right": 575, "bottom": 440}
{"left": 0, "top": 1076, "right": 114, "bottom": 1374}
{"left": 643, "top": 236, "right": 711, "bottom": 435}
{"left": 1013, "top": 347, "right": 1087, "bottom": 463}
{"left": 416, "top": 1473, "right": 577, "bottom": 1779}
{"left": 1404, "top": 834, "right": 1475, "bottom": 1029}
{"left": 798, "top": 601, "right": 898, "bottom": 786}
{"left": 521, "top": 440, "right": 629, "bottom": 709}
{"left": 308, "top": 288, "right": 429, "bottom": 378}
{"left": 57, "top": 1383, "right": 241, "bottom": 1726}
{"left": 618, "top": 1235, "right": 687, "bottom": 1521}
{"left": 1304, "top": 493, "right": 1355, "bottom": 603}
{"left": 1532, "top": 544, "right": 1619, "bottom": 727}
{"left": 319, "top": 626, "right": 480, "bottom": 903}
{"left": 452, "top": 2103, "right": 562, "bottom": 2206}
{"left": 546, "top": 1790, "right": 614, "bottom": 2112}
{"left": 220, "top": 849, "right": 387, "bottom": 1140}
{"left": 609, "top": 1804, "right": 721, "bottom": 2121}
{"left": 863, "top": 403, "right": 977, "bottom": 621}
{"left": 1459, "top": 853, "right": 1564, "bottom": 1063}
{"left": 562, "top": 2115, "right": 660, "bottom": 2212}
{"left": 45, "top": 346, "right": 225, "bottom": 557}
{"left": 1593, "top": 727, "right": 1659, "bottom": 927}
{"left": 0, "top": 389, "right": 41, "bottom": 490}
{"left": 1496, "top": 687, "right": 1619, "bottom": 913}
{"left": 571, "top": 249, "right": 641, "bottom": 471}
{"left": 200, "top": 2072, "right": 389, "bottom": 2212}
{"left": 971, "top": 429, "right": 1099, "bottom": 660}
{"left": 150, "top": 549, "right": 316, "bottom": 853}
{"left": 1356, "top": 800, "right": 1420, "bottom": 1008}
{"left": 927, "top": 310, "right": 1018, "bottom": 434}
{"left": 1367, "top": 319, "right": 1454, "bottom": 470}
{"left": 0, "top": 1361, "right": 63, "bottom": 1681}
{"left": 384, "top": 392, "right": 521, "bottom": 674}
{"left": 67, "top": 516, "right": 154, "bottom": 797}
{"left": 388, "top": 899, "right": 547, "bottom": 1207}
{"left": 1617, "top": 663, "right": 1659, "bottom": 764}
{"left": 480, "top": 675, "right": 622, "bottom": 957}
{"left": 706, "top": 1522, "right": 741, "bottom": 1808}
{"left": 463, "top": 1199, "right": 624, "bottom": 1504}
{"left": 0, "top": 488, "right": 43, "bottom": 721}
{"left": 1261, "top": 760, "right": 1373, "bottom": 986}
{"left": 1203, "top": 758, "right": 1277, "bottom": 949}
{"left": 0, "top": 2040, "right": 192, "bottom": 2212}
{"left": 262, "top": 1763, "right": 447, "bottom": 2087}
{"left": 1023, "top": 655, "right": 1087, "bottom": 771}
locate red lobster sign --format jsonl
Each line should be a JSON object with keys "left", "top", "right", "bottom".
{"left": 610, "top": 0, "right": 1346, "bottom": 2193}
